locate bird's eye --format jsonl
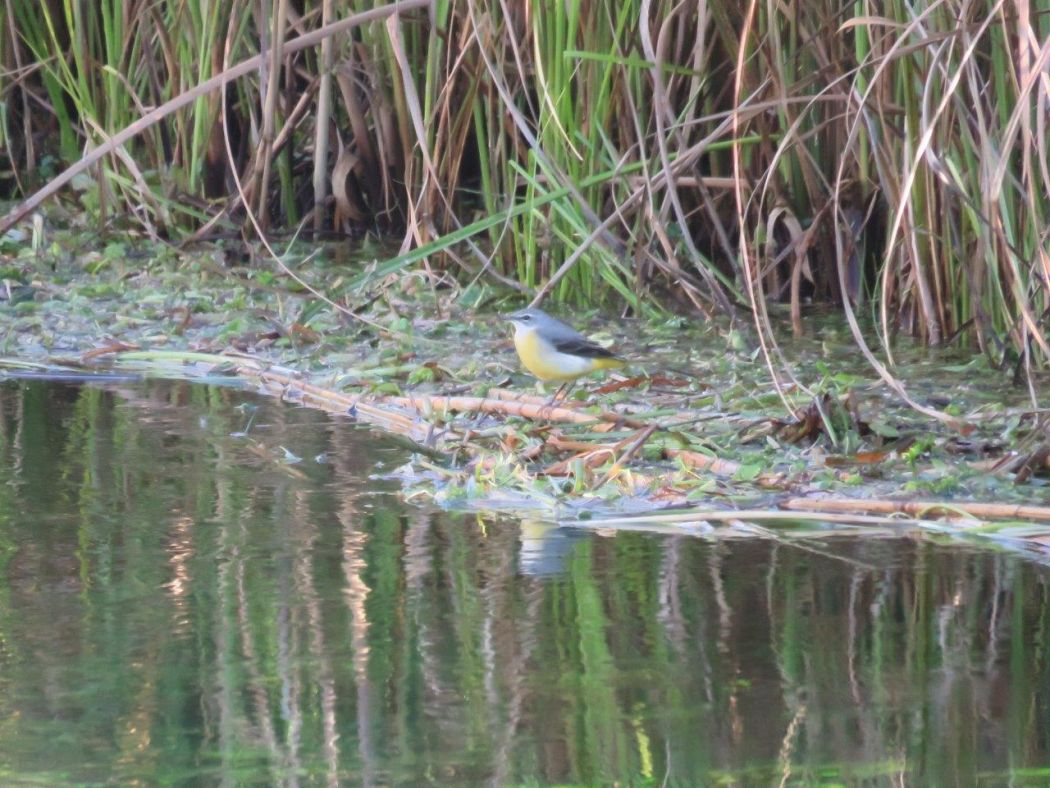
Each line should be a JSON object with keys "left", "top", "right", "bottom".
{"left": 520, "top": 314, "right": 531, "bottom": 321}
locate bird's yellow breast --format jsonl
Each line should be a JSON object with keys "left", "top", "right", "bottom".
{"left": 513, "top": 327, "right": 620, "bottom": 381}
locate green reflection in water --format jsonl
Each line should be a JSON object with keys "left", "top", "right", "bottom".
{"left": 0, "top": 380, "right": 1049, "bottom": 785}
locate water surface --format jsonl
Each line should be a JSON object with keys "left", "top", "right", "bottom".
{"left": 1, "top": 380, "right": 1049, "bottom": 785}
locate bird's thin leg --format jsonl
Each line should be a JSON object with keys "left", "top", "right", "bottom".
{"left": 546, "top": 381, "right": 574, "bottom": 406}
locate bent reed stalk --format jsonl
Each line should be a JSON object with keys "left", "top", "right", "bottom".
{"left": 0, "top": 1, "right": 1047, "bottom": 368}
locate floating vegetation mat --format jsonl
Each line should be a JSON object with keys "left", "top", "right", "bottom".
{"left": 1, "top": 347, "right": 1047, "bottom": 560}
{"left": 3, "top": 240, "right": 1050, "bottom": 553}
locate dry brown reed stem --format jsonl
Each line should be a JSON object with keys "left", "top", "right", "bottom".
{"left": 664, "top": 446, "right": 741, "bottom": 476}
{"left": 592, "top": 424, "right": 661, "bottom": 488}
{"left": 824, "top": 11, "right": 1021, "bottom": 426}
{"left": 252, "top": 0, "right": 290, "bottom": 223}
{"left": 390, "top": 395, "right": 598, "bottom": 425}
{"left": 485, "top": 387, "right": 651, "bottom": 429}
{"left": 540, "top": 426, "right": 660, "bottom": 480}
{"left": 538, "top": 434, "right": 790, "bottom": 487}
{"left": 540, "top": 446, "right": 617, "bottom": 478}
{"left": 0, "top": 0, "right": 431, "bottom": 235}
{"left": 586, "top": 510, "right": 937, "bottom": 528}
{"left": 312, "top": 0, "right": 334, "bottom": 233}
{"left": 666, "top": 447, "right": 788, "bottom": 488}
{"left": 782, "top": 497, "right": 1050, "bottom": 523}
{"left": 639, "top": 0, "right": 732, "bottom": 315}
{"left": 546, "top": 434, "right": 751, "bottom": 479}
{"left": 244, "top": 361, "right": 605, "bottom": 426}
{"left": 250, "top": 367, "right": 431, "bottom": 442}
{"left": 463, "top": 0, "right": 625, "bottom": 259}
{"left": 545, "top": 436, "right": 611, "bottom": 453}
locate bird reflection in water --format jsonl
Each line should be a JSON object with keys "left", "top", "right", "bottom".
{"left": 517, "top": 519, "right": 588, "bottom": 577}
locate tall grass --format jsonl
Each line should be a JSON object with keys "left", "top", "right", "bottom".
{"left": 0, "top": 1, "right": 1048, "bottom": 367}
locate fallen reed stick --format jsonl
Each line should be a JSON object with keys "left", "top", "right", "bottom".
{"left": 390, "top": 394, "right": 598, "bottom": 425}
{"left": 486, "top": 387, "right": 651, "bottom": 429}
{"left": 781, "top": 497, "right": 1050, "bottom": 523}
{"left": 91, "top": 349, "right": 1050, "bottom": 535}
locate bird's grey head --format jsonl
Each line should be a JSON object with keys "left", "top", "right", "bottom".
{"left": 504, "top": 308, "right": 579, "bottom": 341}
{"left": 505, "top": 308, "right": 551, "bottom": 328}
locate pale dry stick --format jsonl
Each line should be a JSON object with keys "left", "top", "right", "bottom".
{"left": 742, "top": 47, "right": 876, "bottom": 368}
{"left": 986, "top": 31, "right": 1050, "bottom": 386}
{"left": 729, "top": 522, "right": 881, "bottom": 573}
{"left": 544, "top": 436, "right": 617, "bottom": 453}
{"left": 731, "top": 0, "right": 807, "bottom": 421}
{"left": 532, "top": 95, "right": 779, "bottom": 308}
{"left": 828, "top": 7, "right": 999, "bottom": 428}
{"left": 3, "top": 1, "right": 36, "bottom": 193}
{"left": 541, "top": 446, "right": 618, "bottom": 478}
{"left": 582, "top": 509, "right": 952, "bottom": 528}
{"left": 312, "top": 0, "right": 334, "bottom": 233}
{"left": 420, "top": 15, "right": 532, "bottom": 294}
{"left": 385, "top": 13, "right": 442, "bottom": 252}
{"left": 81, "top": 117, "right": 163, "bottom": 242}
{"left": 528, "top": 149, "right": 634, "bottom": 306}
{"left": 464, "top": 0, "right": 628, "bottom": 258}
{"left": 0, "top": 0, "right": 431, "bottom": 236}
{"left": 218, "top": 11, "right": 389, "bottom": 333}
{"left": 528, "top": 9, "right": 582, "bottom": 163}
{"left": 497, "top": 0, "right": 539, "bottom": 121}
{"left": 386, "top": 12, "right": 516, "bottom": 294}
{"left": 664, "top": 446, "right": 772, "bottom": 484}
{"left": 543, "top": 427, "right": 662, "bottom": 481}
{"left": 242, "top": 365, "right": 432, "bottom": 441}
{"left": 391, "top": 394, "right": 601, "bottom": 426}
{"left": 626, "top": 175, "right": 739, "bottom": 191}
{"left": 252, "top": 0, "right": 290, "bottom": 224}
{"left": 782, "top": 496, "right": 1050, "bottom": 523}
{"left": 929, "top": 19, "right": 1050, "bottom": 391}
{"left": 640, "top": 0, "right": 733, "bottom": 314}
{"left": 221, "top": 72, "right": 319, "bottom": 226}
{"left": 880, "top": 5, "right": 1002, "bottom": 353}
{"left": 591, "top": 423, "right": 660, "bottom": 489}
{"left": 486, "top": 387, "right": 651, "bottom": 429}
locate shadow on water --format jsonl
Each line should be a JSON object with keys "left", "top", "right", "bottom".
{"left": 1, "top": 380, "right": 1049, "bottom": 785}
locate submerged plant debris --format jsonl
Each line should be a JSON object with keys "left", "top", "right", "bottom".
{"left": 3, "top": 232, "right": 1050, "bottom": 545}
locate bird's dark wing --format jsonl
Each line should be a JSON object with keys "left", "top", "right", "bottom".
{"left": 552, "top": 336, "right": 619, "bottom": 359}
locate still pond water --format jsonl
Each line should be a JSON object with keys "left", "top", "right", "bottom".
{"left": 2, "top": 380, "right": 1050, "bottom": 785}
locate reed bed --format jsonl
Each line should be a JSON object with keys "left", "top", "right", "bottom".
{"left": 1, "top": 1, "right": 1048, "bottom": 372}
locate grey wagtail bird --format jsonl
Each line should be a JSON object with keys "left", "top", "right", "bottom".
{"left": 505, "top": 308, "right": 625, "bottom": 401}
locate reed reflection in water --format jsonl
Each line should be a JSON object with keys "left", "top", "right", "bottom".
{"left": 0, "top": 380, "right": 1048, "bottom": 785}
